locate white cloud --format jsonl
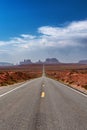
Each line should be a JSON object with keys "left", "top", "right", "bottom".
{"left": 38, "top": 20, "right": 87, "bottom": 47}
{"left": 38, "top": 20, "right": 87, "bottom": 37}
{"left": 0, "top": 20, "right": 87, "bottom": 50}
{"left": 0, "top": 41, "right": 6, "bottom": 46}
{"left": 21, "top": 34, "right": 36, "bottom": 39}
{"left": 0, "top": 41, "right": 11, "bottom": 46}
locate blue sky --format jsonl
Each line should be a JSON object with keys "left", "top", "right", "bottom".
{"left": 0, "top": 0, "right": 87, "bottom": 63}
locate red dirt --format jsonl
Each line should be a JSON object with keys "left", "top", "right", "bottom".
{"left": 45, "top": 64, "right": 87, "bottom": 93}
{"left": 0, "top": 64, "right": 87, "bottom": 94}
{"left": 0, "top": 64, "right": 42, "bottom": 86}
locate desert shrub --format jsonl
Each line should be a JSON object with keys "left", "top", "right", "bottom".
{"left": 0, "top": 82, "right": 8, "bottom": 86}
{"left": 71, "top": 70, "right": 78, "bottom": 74}
{"left": 0, "top": 72, "right": 3, "bottom": 74}
{"left": 68, "top": 81, "right": 74, "bottom": 84}
{"left": 82, "top": 84, "right": 87, "bottom": 90}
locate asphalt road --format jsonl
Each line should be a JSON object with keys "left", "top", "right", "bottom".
{"left": 0, "top": 76, "right": 87, "bottom": 130}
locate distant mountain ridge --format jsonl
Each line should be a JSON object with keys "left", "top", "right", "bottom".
{"left": 1, "top": 59, "right": 87, "bottom": 66}
{"left": 0, "top": 62, "right": 13, "bottom": 66}
{"left": 79, "top": 60, "right": 87, "bottom": 64}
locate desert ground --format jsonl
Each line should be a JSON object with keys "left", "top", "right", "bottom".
{"left": 0, "top": 64, "right": 42, "bottom": 86}
{"left": 45, "top": 64, "right": 87, "bottom": 94}
{"left": 0, "top": 63, "right": 87, "bottom": 94}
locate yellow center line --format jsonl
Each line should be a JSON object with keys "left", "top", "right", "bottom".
{"left": 42, "top": 82, "right": 45, "bottom": 87}
{"left": 42, "top": 84, "right": 45, "bottom": 87}
{"left": 41, "top": 92, "right": 45, "bottom": 98}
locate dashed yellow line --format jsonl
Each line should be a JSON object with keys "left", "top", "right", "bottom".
{"left": 41, "top": 92, "right": 45, "bottom": 98}
{"left": 42, "top": 84, "right": 45, "bottom": 87}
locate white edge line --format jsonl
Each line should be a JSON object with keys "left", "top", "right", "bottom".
{"left": 0, "top": 77, "right": 42, "bottom": 98}
{"left": 58, "top": 81, "right": 87, "bottom": 97}
{"left": 0, "top": 77, "right": 41, "bottom": 98}
{"left": 63, "top": 84, "right": 87, "bottom": 97}
{"left": 0, "top": 81, "right": 32, "bottom": 98}
{"left": 48, "top": 78, "right": 87, "bottom": 98}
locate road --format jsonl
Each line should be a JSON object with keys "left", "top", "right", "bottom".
{"left": 0, "top": 76, "right": 87, "bottom": 130}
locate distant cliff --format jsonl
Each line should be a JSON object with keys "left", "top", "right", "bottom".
{"left": 45, "top": 58, "right": 60, "bottom": 64}
{"left": 19, "top": 58, "right": 60, "bottom": 65}
{"left": 20, "top": 59, "right": 32, "bottom": 65}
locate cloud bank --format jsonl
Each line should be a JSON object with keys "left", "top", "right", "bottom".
{"left": 0, "top": 20, "right": 87, "bottom": 63}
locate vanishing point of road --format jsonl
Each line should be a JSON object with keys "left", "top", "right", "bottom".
{"left": 0, "top": 68, "right": 87, "bottom": 130}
